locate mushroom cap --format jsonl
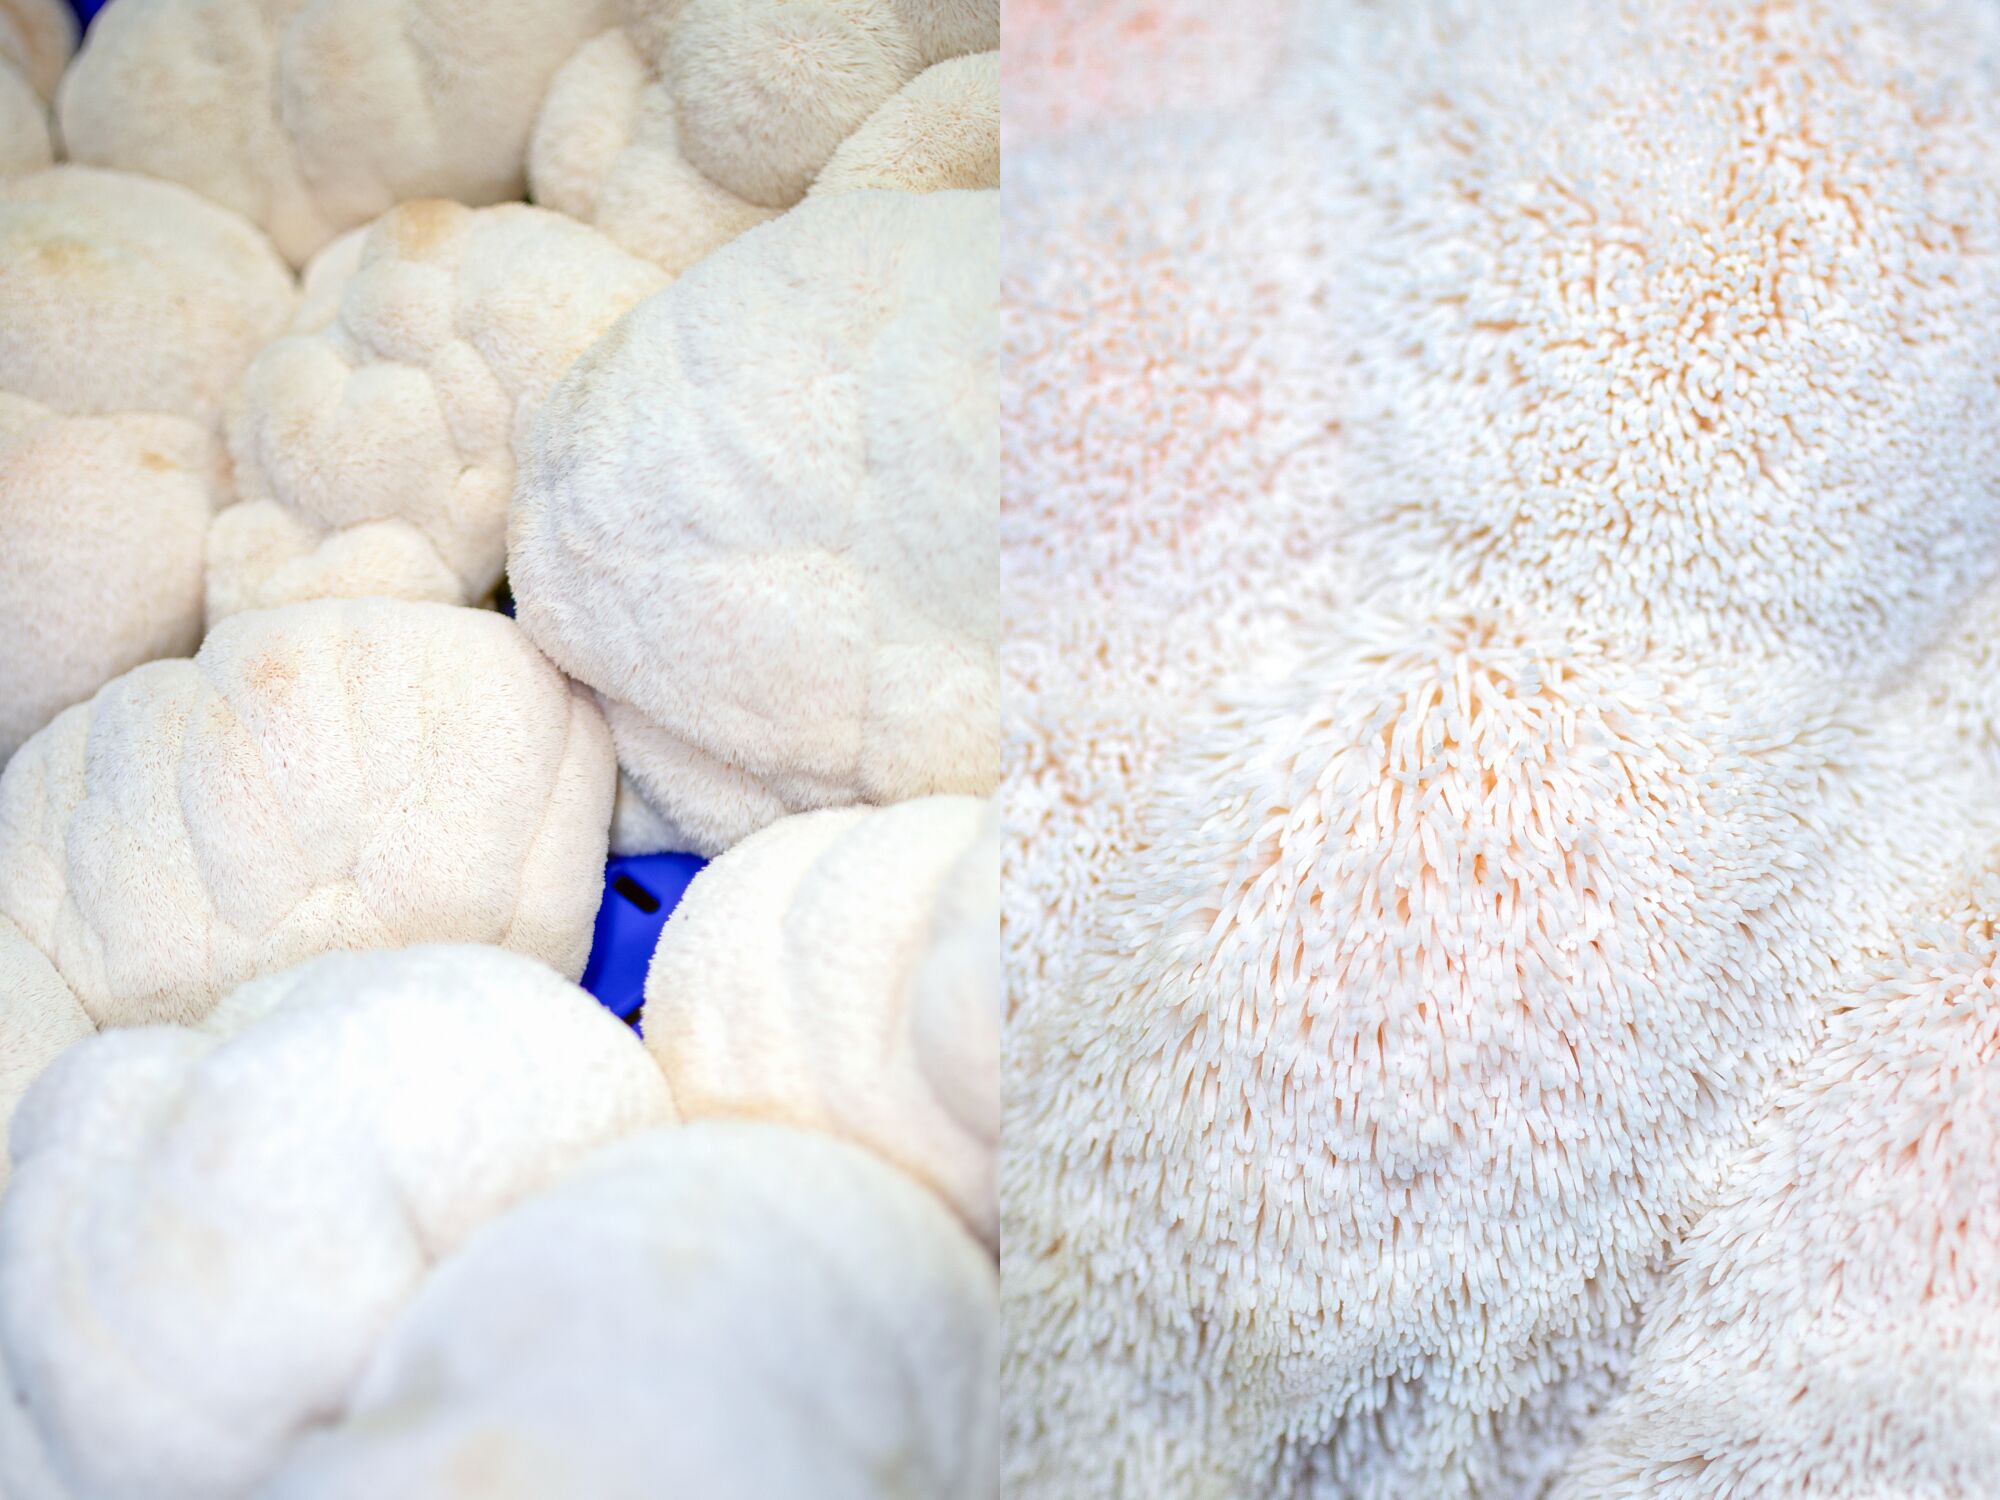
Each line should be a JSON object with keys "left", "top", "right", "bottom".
{"left": 0, "top": 396, "right": 217, "bottom": 763}
{"left": 0, "top": 598, "right": 614, "bottom": 1040}
{"left": 528, "top": 24, "right": 779, "bottom": 274}
{"left": 56, "top": 0, "right": 622, "bottom": 265}
{"left": 0, "top": 944, "right": 674, "bottom": 1500}
{"left": 209, "top": 200, "right": 666, "bottom": 619}
{"left": 642, "top": 796, "right": 999, "bottom": 1243}
{"left": 529, "top": 0, "right": 995, "bottom": 268}
{"left": 0, "top": 166, "right": 295, "bottom": 428}
{"left": 510, "top": 188, "right": 998, "bottom": 854}
{"left": 257, "top": 1122, "right": 998, "bottom": 1500}
{"left": 809, "top": 51, "right": 999, "bottom": 199}
{"left": 667, "top": 0, "right": 993, "bottom": 208}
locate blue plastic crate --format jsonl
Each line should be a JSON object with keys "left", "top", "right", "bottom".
{"left": 579, "top": 851, "right": 706, "bottom": 1025}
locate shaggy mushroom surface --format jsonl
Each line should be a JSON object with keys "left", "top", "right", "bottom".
{"left": 0, "top": 944, "right": 674, "bottom": 1500}
{"left": 256, "top": 1122, "right": 998, "bottom": 1500}
{"left": 0, "top": 598, "right": 613, "bottom": 1176}
{"left": 1002, "top": 0, "right": 2000, "bottom": 1494}
{"left": 509, "top": 187, "right": 998, "bottom": 856}
{"left": 207, "top": 199, "right": 666, "bottom": 620}
{"left": 528, "top": 0, "right": 997, "bottom": 271}
{"left": 642, "top": 795, "right": 1000, "bottom": 1245}
{"left": 0, "top": 167, "right": 295, "bottom": 762}
{"left": 55, "top": 0, "right": 620, "bottom": 264}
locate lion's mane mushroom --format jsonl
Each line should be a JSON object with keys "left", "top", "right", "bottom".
{"left": 509, "top": 188, "right": 998, "bottom": 856}
{"left": 0, "top": 598, "right": 614, "bottom": 1173}
{"left": 206, "top": 200, "right": 666, "bottom": 620}
{"left": 1002, "top": 606, "right": 1977, "bottom": 1499}
{"left": 642, "top": 796, "right": 999, "bottom": 1244}
{"left": 55, "top": 0, "right": 622, "bottom": 265}
{"left": 0, "top": 0, "right": 73, "bottom": 176}
{"left": 1000, "top": 107, "right": 1345, "bottom": 1033}
{"left": 0, "top": 166, "right": 296, "bottom": 763}
{"left": 256, "top": 1122, "right": 997, "bottom": 1500}
{"left": 1001, "top": 0, "right": 1295, "bottom": 146}
{"left": 1316, "top": 0, "right": 2000, "bottom": 678}
{"left": 0, "top": 944, "right": 674, "bottom": 1500}
{"left": 1552, "top": 866, "right": 2000, "bottom": 1498}
{"left": 529, "top": 0, "right": 997, "bottom": 272}
{"left": 806, "top": 52, "right": 1000, "bottom": 199}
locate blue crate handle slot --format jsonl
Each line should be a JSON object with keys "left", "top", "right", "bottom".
{"left": 580, "top": 851, "right": 706, "bottom": 1025}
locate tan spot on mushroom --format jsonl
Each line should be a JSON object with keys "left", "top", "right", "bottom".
{"left": 389, "top": 200, "right": 463, "bottom": 259}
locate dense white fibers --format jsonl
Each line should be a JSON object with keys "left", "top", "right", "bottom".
{"left": 1000, "top": 108, "right": 1345, "bottom": 1034}
{"left": 643, "top": 797, "right": 1000, "bottom": 1244}
{"left": 1002, "top": 606, "right": 1981, "bottom": 1498}
{"left": 1310, "top": 0, "right": 2000, "bottom": 678}
{"left": 529, "top": 0, "right": 997, "bottom": 272}
{"left": 0, "top": 600, "right": 614, "bottom": 1181}
{"left": 1552, "top": 866, "right": 2000, "bottom": 1497}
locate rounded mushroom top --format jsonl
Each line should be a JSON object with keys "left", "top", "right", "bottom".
{"left": 529, "top": 0, "right": 996, "bottom": 271}
{"left": 0, "top": 0, "right": 73, "bottom": 101}
{"left": 210, "top": 199, "right": 667, "bottom": 618}
{"left": 510, "top": 188, "right": 998, "bottom": 854}
{"left": 663, "top": 0, "right": 994, "bottom": 206}
{"left": 0, "top": 167, "right": 296, "bottom": 427}
{"left": 0, "top": 598, "right": 616, "bottom": 1032}
{"left": 0, "top": 944, "right": 675, "bottom": 1500}
{"left": 257, "top": 1122, "right": 998, "bottom": 1500}
{"left": 56, "top": 0, "right": 622, "bottom": 265}
{"left": 643, "top": 795, "right": 1000, "bottom": 1244}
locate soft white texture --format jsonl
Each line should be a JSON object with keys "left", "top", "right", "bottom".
{"left": 55, "top": 0, "right": 620, "bottom": 265}
{"left": 0, "top": 396, "right": 216, "bottom": 761}
{"left": 1552, "top": 871, "right": 2000, "bottom": 1498}
{"left": 207, "top": 200, "right": 666, "bottom": 620}
{"left": 1003, "top": 1, "right": 2000, "bottom": 1494}
{"left": 0, "top": 944, "right": 674, "bottom": 1500}
{"left": 257, "top": 1122, "right": 998, "bottom": 1500}
{"left": 0, "top": 0, "right": 73, "bottom": 101}
{"left": 0, "top": 913, "right": 88, "bottom": 1194}
{"left": 808, "top": 52, "right": 999, "bottom": 198}
{"left": 528, "top": 25, "right": 780, "bottom": 278}
{"left": 1001, "top": 108, "right": 1345, "bottom": 1036}
{"left": 0, "top": 598, "right": 615, "bottom": 1180}
{"left": 528, "top": 0, "right": 996, "bottom": 271}
{"left": 1312, "top": 0, "right": 2000, "bottom": 678}
{"left": 1002, "top": 0, "right": 1295, "bottom": 144}
{"left": 0, "top": 167, "right": 295, "bottom": 760}
{"left": 0, "top": 0, "right": 71, "bottom": 176}
{"left": 0, "top": 63, "right": 50, "bottom": 176}
{"left": 0, "top": 166, "right": 296, "bottom": 429}
{"left": 643, "top": 796, "right": 999, "bottom": 1244}
{"left": 510, "top": 188, "right": 998, "bottom": 855}
{"left": 1002, "top": 607, "right": 1980, "bottom": 1499}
